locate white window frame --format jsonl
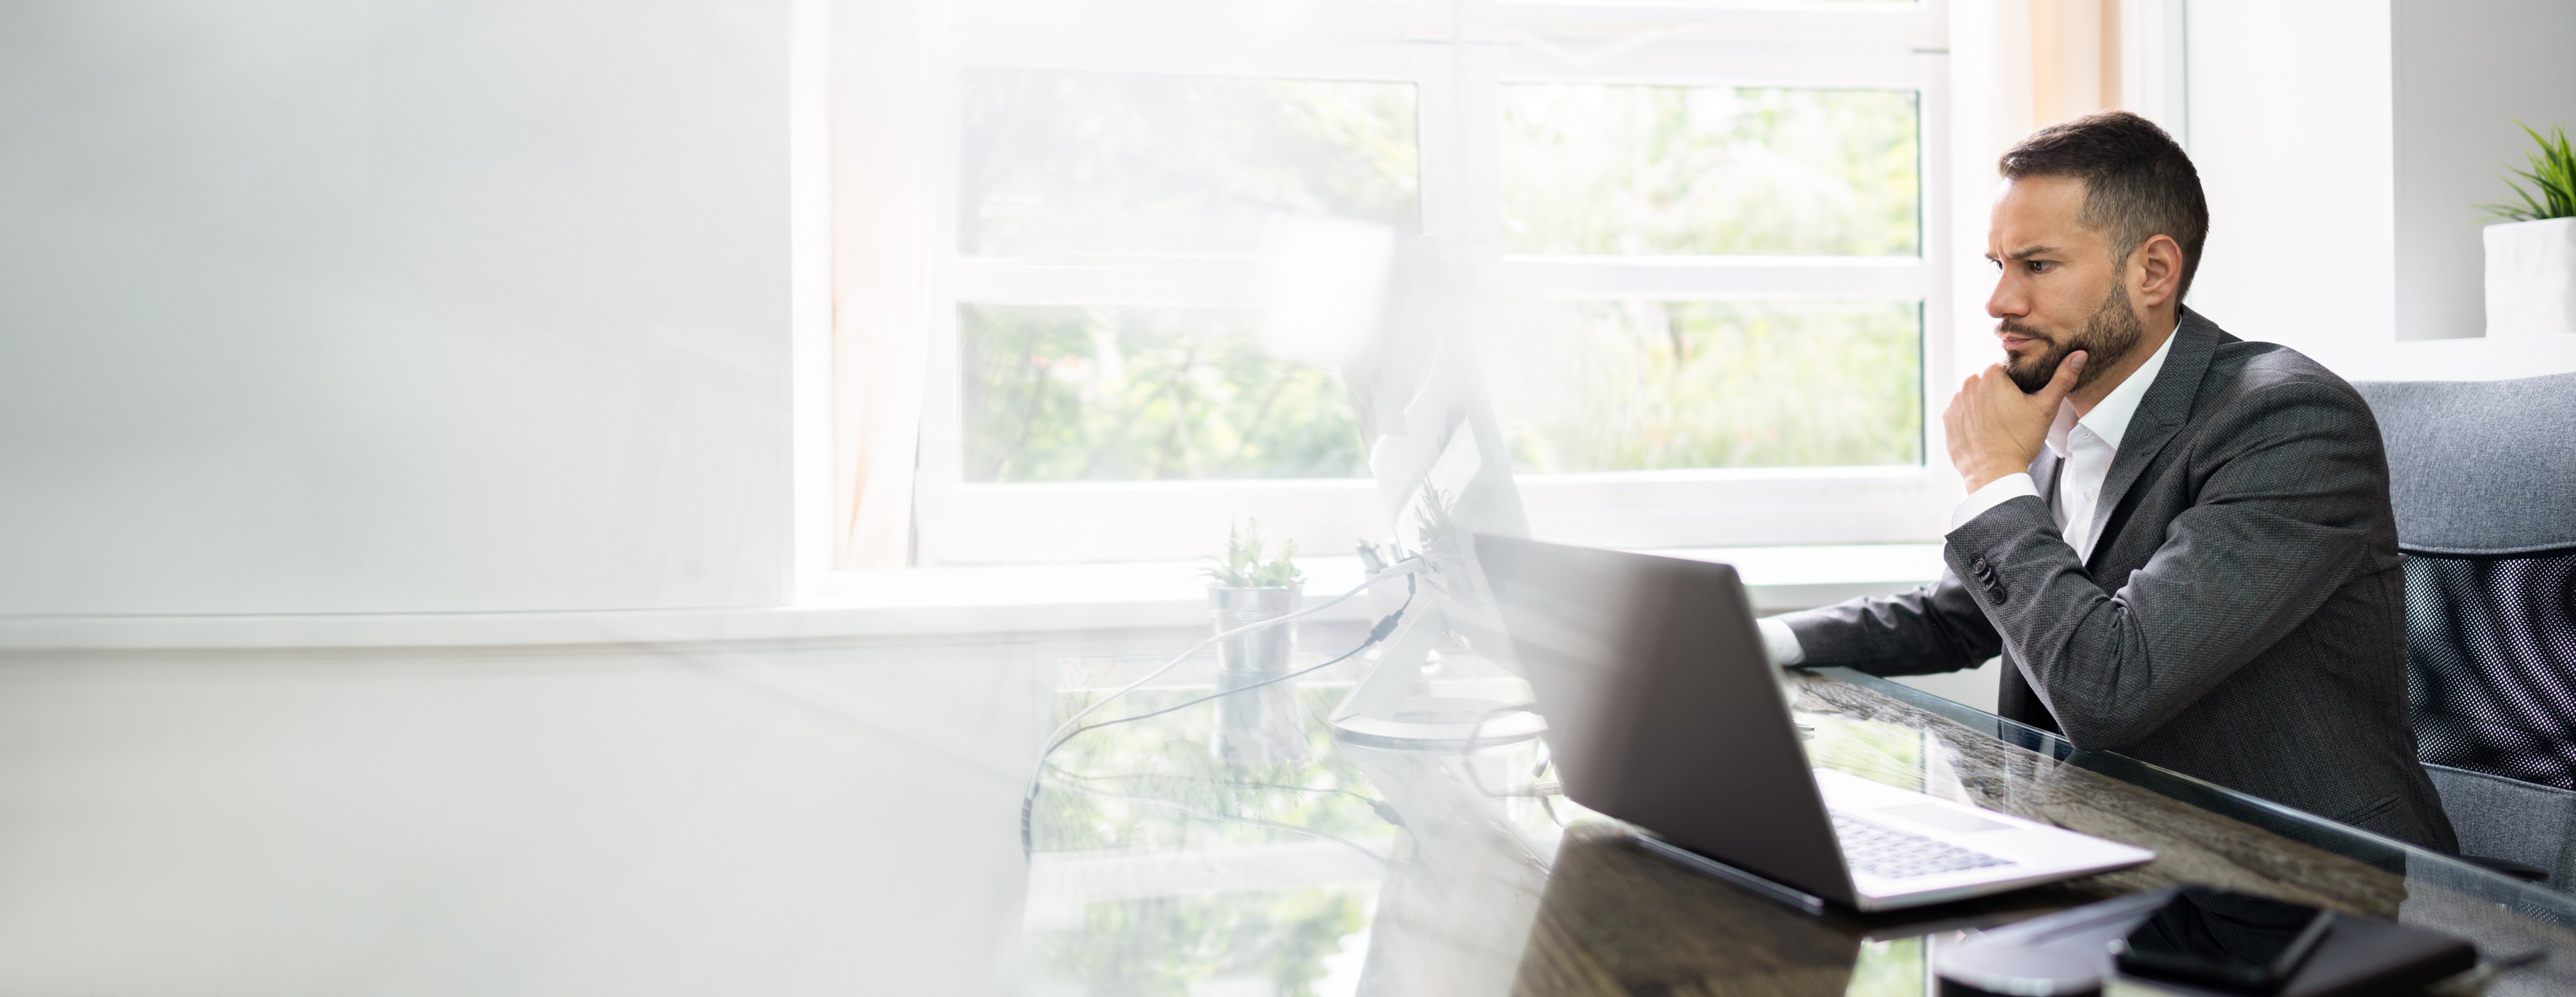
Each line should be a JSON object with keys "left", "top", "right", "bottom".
{"left": 909, "top": 0, "right": 1953, "bottom": 565}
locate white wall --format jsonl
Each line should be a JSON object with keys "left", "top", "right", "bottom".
{"left": 0, "top": 639, "right": 1048, "bottom": 994}
{"left": 2392, "top": 0, "right": 2576, "bottom": 342}
{"left": 2180, "top": 0, "right": 2398, "bottom": 367}
{"left": 2181, "top": 0, "right": 2576, "bottom": 380}
{"left": 0, "top": 0, "right": 793, "bottom": 615}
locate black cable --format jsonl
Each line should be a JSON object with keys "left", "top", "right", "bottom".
{"left": 1047, "top": 638, "right": 1371, "bottom": 751}
{"left": 1021, "top": 581, "right": 1416, "bottom": 855}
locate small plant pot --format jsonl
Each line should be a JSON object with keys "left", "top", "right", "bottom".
{"left": 2484, "top": 217, "right": 2576, "bottom": 337}
{"left": 1207, "top": 585, "right": 1306, "bottom": 768}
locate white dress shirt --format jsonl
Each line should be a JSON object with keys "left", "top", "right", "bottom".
{"left": 1759, "top": 323, "right": 2181, "bottom": 668}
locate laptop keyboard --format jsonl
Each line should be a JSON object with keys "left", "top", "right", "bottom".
{"left": 1831, "top": 814, "right": 2014, "bottom": 879}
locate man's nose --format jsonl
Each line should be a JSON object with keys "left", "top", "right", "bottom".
{"left": 1986, "top": 273, "right": 2025, "bottom": 320}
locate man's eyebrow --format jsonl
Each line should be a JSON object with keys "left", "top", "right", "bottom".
{"left": 1997, "top": 244, "right": 2061, "bottom": 261}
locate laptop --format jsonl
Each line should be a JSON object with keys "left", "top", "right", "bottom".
{"left": 1473, "top": 534, "right": 2154, "bottom": 912}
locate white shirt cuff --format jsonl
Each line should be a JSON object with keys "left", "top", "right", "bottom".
{"left": 1950, "top": 472, "right": 2040, "bottom": 531}
{"left": 1757, "top": 616, "right": 1806, "bottom": 668}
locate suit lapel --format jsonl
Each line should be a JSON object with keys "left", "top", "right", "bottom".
{"left": 2028, "top": 447, "right": 2064, "bottom": 513}
{"left": 2085, "top": 309, "right": 2227, "bottom": 562}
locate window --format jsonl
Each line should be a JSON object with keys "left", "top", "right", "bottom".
{"left": 907, "top": 0, "right": 1952, "bottom": 564}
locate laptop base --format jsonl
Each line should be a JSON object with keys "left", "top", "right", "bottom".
{"left": 1632, "top": 835, "right": 1831, "bottom": 915}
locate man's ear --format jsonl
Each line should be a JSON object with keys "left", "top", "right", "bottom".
{"left": 2132, "top": 234, "right": 2183, "bottom": 309}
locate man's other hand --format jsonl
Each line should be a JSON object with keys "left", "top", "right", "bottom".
{"left": 1944, "top": 350, "right": 2085, "bottom": 491}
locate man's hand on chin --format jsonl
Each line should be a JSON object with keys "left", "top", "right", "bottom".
{"left": 1943, "top": 350, "right": 2086, "bottom": 492}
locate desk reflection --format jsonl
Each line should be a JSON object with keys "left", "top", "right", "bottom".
{"left": 1020, "top": 657, "right": 2576, "bottom": 996}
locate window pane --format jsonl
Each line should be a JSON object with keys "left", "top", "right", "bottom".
{"left": 961, "top": 71, "right": 1419, "bottom": 258}
{"left": 1500, "top": 85, "right": 1919, "bottom": 256}
{"left": 961, "top": 305, "right": 1368, "bottom": 483}
{"left": 1488, "top": 300, "right": 1921, "bottom": 472}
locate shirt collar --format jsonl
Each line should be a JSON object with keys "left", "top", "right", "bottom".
{"left": 2045, "top": 320, "right": 2182, "bottom": 457}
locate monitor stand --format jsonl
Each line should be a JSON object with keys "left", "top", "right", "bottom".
{"left": 1327, "top": 604, "right": 1545, "bottom": 751}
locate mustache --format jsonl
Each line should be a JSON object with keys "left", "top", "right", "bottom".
{"left": 1996, "top": 320, "right": 2052, "bottom": 341}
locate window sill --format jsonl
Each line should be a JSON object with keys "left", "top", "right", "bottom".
{"left": 0, "top": 544, "right": 1941, "bottom": 652}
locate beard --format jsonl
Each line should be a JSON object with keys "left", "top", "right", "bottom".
{"left": 2002, "top": 279, "right": 2144, "bottom": 393}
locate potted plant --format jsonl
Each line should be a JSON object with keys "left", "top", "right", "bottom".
{"left": 1201, "top": 519, "right": 1306, "bottom": 767}
{"left": 2480, "top": 123, "right": 2576, "bottom": 338}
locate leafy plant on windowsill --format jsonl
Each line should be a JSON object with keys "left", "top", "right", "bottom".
{"left": 1201, "top": 519, "right": 1304, "bottom": 589}
{"left": 1411, "top": 482, "right": 1461, "bottom": 576}
{"left": 2479, "top": 123, "right": 2576, "bottom": 222}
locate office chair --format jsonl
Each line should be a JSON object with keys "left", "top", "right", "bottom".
{"left": 2358, "top": 372, "right": 2576, "bottom": 887}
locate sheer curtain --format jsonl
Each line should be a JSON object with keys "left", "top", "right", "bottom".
{"left": 831, "top": 0, "right": 936, "bottom": 570}
{"left": 1996, "top": 0, "right": 2171, "bottom": 132}
{"left": 1945, "top": 0, "right": 2185, "bottom": 384}
{"left": 2031, "top": 0, "right": 2122, "bottom": 128}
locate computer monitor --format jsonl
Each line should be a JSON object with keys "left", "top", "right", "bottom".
{"left": 1326, "top": 239, "right": 1545, "bottom": 749}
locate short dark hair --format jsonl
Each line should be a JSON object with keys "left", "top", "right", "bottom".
{"left": 1999, "top": 111, "right": 2209, "bottom": 300}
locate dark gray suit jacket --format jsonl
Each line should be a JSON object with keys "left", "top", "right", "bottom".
{"left": 1784, "top": 309, "right": 2459, "bottom": 852}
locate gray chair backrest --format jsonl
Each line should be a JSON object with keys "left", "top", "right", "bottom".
{"left": 2356, "top": 375, "right": 2576, "bottom": 792}
{"left": 2357, "top": 374, "right": 2576, "bottom": 555}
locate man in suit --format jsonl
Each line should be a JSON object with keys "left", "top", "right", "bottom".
{"left": 1758, "top": 111, "right": 2458, "bottom": 851}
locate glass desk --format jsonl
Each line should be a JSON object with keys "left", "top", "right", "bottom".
{"left": 1022, "top": 653, "right": 2576, "bottom": 996}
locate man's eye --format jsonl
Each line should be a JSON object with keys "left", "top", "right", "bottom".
{"left": 2025, "top": 261, "right": 2053, "bottom": 274}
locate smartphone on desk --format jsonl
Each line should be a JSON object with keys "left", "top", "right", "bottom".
{"left": 2108, "top": 887, "right": 2334, "bottom": 992}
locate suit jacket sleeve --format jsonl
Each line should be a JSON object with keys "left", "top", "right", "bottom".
{"left": 1943, "top": 380, "right": 2384, "bottom": 751}
{"left": 1779, "top": 567, "right": 2002, "bottom": 677}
